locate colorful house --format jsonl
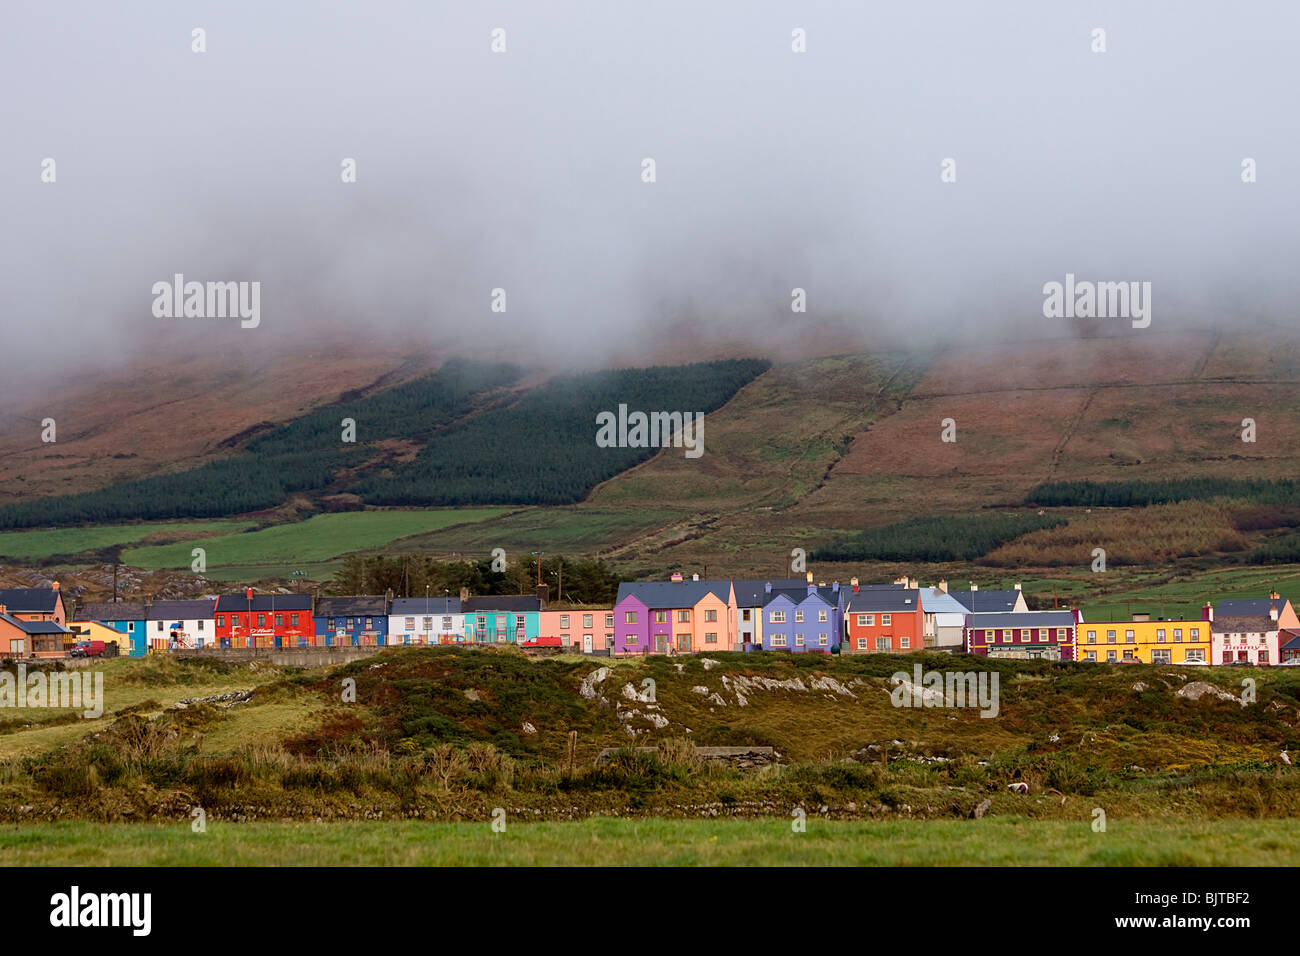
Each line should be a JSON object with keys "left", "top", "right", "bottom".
{"left": 0, "top": 606, "right": 73, "bottom": 658}
{"left": 388, "top": 596, "right": 462, "bottom": 644}
{"left": 66, "top": 620, "right": 129, "bottom": 655}
{"left": 1207, "top": 594, "right": 1297, "bottom": 666}
{"left": 760, "top": 581, "right": 841, "bottom": 653}
{"left": 732, "top": 578, "right": 805, "bottom": 649}
{"left": 538, "top": 607, "right": 615, "bottom": 652}
{"left": 462, "top": 596, "right": 543, "bottom": 644}
{"left": 965, "top": 610, "right": 1077, "bottom": 661}
{"left": 75, "top": 601, "right": 149, "bottom": 656}
{"left": 1281, "top": 630, "right": 1300, "bottom": 663}
{"left": 147, "top": 599, "right": 217, "bottom": 651}
{"left": 0, "top": 583, "right": 68, "bottom": 626}
{"left": 214, "top": 593, "right": 313, "bottom": 648}
{"left": 843, "top": 586, "right": 923, "bottom": 654}
{"left": 612, "top": 578, "right": 735, "bottom": 655}
{"left": 315, "top": 596, "right": 390, "bottom": 646}
{"left": 1077, "top": 618, "right": 1208, "bottom": 664}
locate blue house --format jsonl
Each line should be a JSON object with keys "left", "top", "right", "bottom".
{"left": 759, "top": 582, "right": 843, "bottom": 653}
{"left": 314, "top": 596, "right": 390, "bottom": 646}
{"left": 74, "top": 601, "right": 150, "bottom": 657}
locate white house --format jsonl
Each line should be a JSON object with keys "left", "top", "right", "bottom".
{"left": 147, "top": 599, "right": 217, "bottom": 649}
{"left": 388, "top": 597, "right": 463, "bottom": 645}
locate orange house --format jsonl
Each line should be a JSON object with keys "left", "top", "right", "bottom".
{"left": 0, "top": 604, "right": 74, "bottom": 658}
{"left": 0, "top": 584, "right": 67, "bottom": 627}
{"left": 843, "top": 588, "right": 924, "bottom": 654}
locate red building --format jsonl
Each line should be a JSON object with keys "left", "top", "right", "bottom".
{"left": 843, "top": 586, "right": 924, "bottom": 654}
{"left": 214, "top": 591, "right": 314, "bottom": 648}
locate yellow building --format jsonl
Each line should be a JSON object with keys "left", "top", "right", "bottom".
{"left": 1076, "top": 618, "right": 1209, "bottom": 664}
{"left": 66, "top": 620, "right": 130, "bottom": 654}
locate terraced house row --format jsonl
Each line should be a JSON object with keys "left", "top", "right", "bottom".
{"left": 0, "top": 578, "right": 1297, "bottom": 666}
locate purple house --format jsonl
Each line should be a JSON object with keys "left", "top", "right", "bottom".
{"left": 612, "top": 578, "right": 732, "bottom": 655}
{"left": 760, "top": 582, "right": 843, "bottom": 653}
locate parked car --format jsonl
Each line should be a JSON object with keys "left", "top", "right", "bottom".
{"left": 69, "top": 640, "right": 113, "bottom": 658}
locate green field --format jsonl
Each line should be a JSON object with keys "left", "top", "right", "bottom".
{"left": 0, "top": 520, "right": 254, "bottom": 562}
{"left": 121, "top": 509, "right": 509, "bottom": 573}
{"left": 1, "top": 818, "right": 1294, "bottom": 866}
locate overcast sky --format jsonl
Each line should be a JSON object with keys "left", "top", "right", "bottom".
{"left": 2, "top": 0, "right": 1297, "bottom": 387}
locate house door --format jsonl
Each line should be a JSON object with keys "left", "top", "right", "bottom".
{"left": 655, "top": 634, "right": 666, "bottom": 654}
{"left": 678, "top": 633, "right": 691, "bottom": 652}
{"left": 583, "top": 634, "right": 593, "bottom": 653}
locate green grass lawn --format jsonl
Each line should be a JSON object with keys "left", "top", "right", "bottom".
{"left": 121, "top": 509, "right": 509, "bottom": 571}
{"left": 2, "top": 817, "right": 1294, "bottom": 865}
{"left": 0, "top": 520, "right": 253, "bottom": 562}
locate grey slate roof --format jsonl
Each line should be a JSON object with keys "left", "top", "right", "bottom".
{"left": 148, "top": 599, "right": 216, "bottom": 620}
{"left": 950, "top": 590, "right": 1023, "bottom": 613}
{"left": 966, "top": 611, "right": 1076, "bottom": 629}
{"left": 1215, "top": 598, "right": 1287, "bottom": 619}
{"left": 1213, "top": 615, "right": 1277, "bottom": 633}
{"left": 390, "top": 597, "right": 461, "bottom": 615}
{"left": 732, "top": 579, "right": 808, "bottom": 607}
{"left": 844, "top": 589, "right": 921, "bottom": 612}
{"left": 2, "top": 615, "right": 70, "bottom": 634}
{"left": 215, "top": 594, "right": 312, "bottom": 613}
{"left": 74, "top": 601, "right": 148, "bottom": 621}
{"left": 615, "top": 581, "right": 731, "bottom": 608}
{"left": 764, "top": 585, "right": 844, "bottom": 608}
{"left": 314, "top": 596, "right": 389, "bottom": 618}
{"left": 0, "top": 587, "right": 62, "bottom": 613}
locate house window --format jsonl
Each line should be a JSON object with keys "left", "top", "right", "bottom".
{"left": 1156, "top": 629, "right": 1166, "bottom": 642}
{"left": 1186, "top": 648, "right": 1205, "bottom": 662}
{"left": 1002, "top": 629, "right": 1011, "bottom": 640}
{"left": 1038, "top": 629, "right": 1047, "bottom": 640}
{"left": 129, "top": 622, "right": 135, "bottom": 632}
{"left": 277, "top": 614, "right": 285, "bottom": 627}
{"left": 157, "top": 621, "right": 164, "bottom": 632}
{"left": 405, "top": 617, "right": 415, "bottom": 630}
{"left": 605, "top": 614, "right": 614, "bottom": 628}
{"left": 795, "top": 633, "right": 805, "bottom": 646}
{"left": 795, "top": 610, "right": 804, "bottom": 623}
{"left": 560, "top": 615, "right": 570, "bottom": 628}
{"left": 677, "top": 610, "right": 690, "bottom": 623}
{"left": 705, "top": 632, "right": 717, "bottom": 643}
{"left": 876, "top": 637, "right": 890, "bottom": 651}
{"left": 423, "top": 617, "right": 433, "bottom": 631}
{"left": 857, "top": 637, "right": 867, "bottom": 650}
{"left": 560, "top": 634, "right": 570, "bottom": 645}
{"left": 771, "top": 611, "right": 786, "bottom": 623}
{"left": 1020, "top": 629, "right": 1029, "bottom": 642}
{"left": 818, "top": 609, "right": 828, "bottom": 622}
{"left": 10, "top": 639, "right": 24, "bottom": 655}
{"left": 442, "top": 617, "right": 452, "bottom": 631}
{"left": 654, "top": 610, "right": 667, "bottom": 623}
{"left": 857, "top": 615, "right": 868, "bottom": 626}
{"left": 217, "top": 615, "right": 224, "bottom": 627}
{"left": 515, "top": 615, "right": 525, "bottom": 629}
{"left": 705, "top": 609, "right": 717, "bottom": 622}
{"left": 900, "top": 636, "right": 910, "bottom": 649}
{"left": 1260, "top": 650, "right": 1270, "bottom": 663}
{"left": 882, "top": 614, "right": 892, "bottom": 626}
{"left": 819, "top": 634, "right": 828, "bottom": 646}
{"left": 1152, "top": 649, "right": 1171, "bottom": 664}
{"left": 627, "top": 634, "right": 639, "bottom": 644}
{"left": 1188, "top": 628, "right": 1197, "bottom": 642}
{"left": 1122, "top": 650, "right": 1136, "bottom": 661}
{"left": 258, "top": 614, "right": 266, "bottom": 627}
{"left": 625, "top": 611, "right": 638, "bottom": 624}
{"left": 1107, "top": 650, "right": 1117, "bottom": 662}
{"left": 197, "top": 620, "right": 204, "bottom": 631}
{"left": 772, "top": 635, "right": 788, "bottom": 647}
{"left": 1107, "top": 630, "right": 1116, "bottom": 644}
{"left": 742, "top": 609, "right": 751, "bottom": 621}
{"left": 864, "top": 614, "right": 875, "bottom": 626}
{"left": 1056, "top": 629, "right": 1066, "bottom": 640}
{"left": 584, "top": 614, "right": 594, "bottom": 628}
{"left": 1125, "top": 630, "right": 1135, "bottom": 644}
{"left": 290, "top": 613, "right": 299, "bottom": 627}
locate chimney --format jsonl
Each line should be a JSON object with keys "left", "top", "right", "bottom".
{"left": 0, "top": 604, "right": 7, "bottom": 615}
{"left": 692, "top": 573, "right": 699, "bottom": 581}
{"left": 971, "top": 584, "right": 979, "bottom": 592}
{"left": 937, "top": 579, "right": 948, "bottom": 593}
{"left": 1014, "top": 582, "right": 1022, "bottom": 591}
{"left": 832, "top": 581, "right": 840, "bottom": 592}
{"left": 805, "top": 572, "right": 814, "bottom": 584}
{"left": 764, "top": 581, "right": 772, "bottom": 594}
{"left": 808, "top": 582, "right": 817, "bottom": 595}
{"left": 459, "top": 587, "right": 469, "bottom": 604}
{"left": 852, "top": 581, "right": 859, "bottom": 593}
{"left": 909, "top": 577, "right": 918, "bottom": 589}
{"left": 1270, "top": 605, "right": 1279, "bottom": 623}
{"left": 893, "top": 575, "right": 908, "bottom": 586}
{"left": 1203, "top": 603, "right": 1213, "bottom": 622}
{"left": 850, "top": 577, "right": 859, "bottom": 587}
{"left": 385, "top": 587, "right": 394, "bottom": 604}
{"left": 670, "top": 572, "right": 683, "bottom": 582}
{"left": 51, "top": 581, "right": 59, "bottom": 590}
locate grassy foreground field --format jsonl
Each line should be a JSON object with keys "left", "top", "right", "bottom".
{"left": 3, "top": 817, "right": 1295, "bottom": 866}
